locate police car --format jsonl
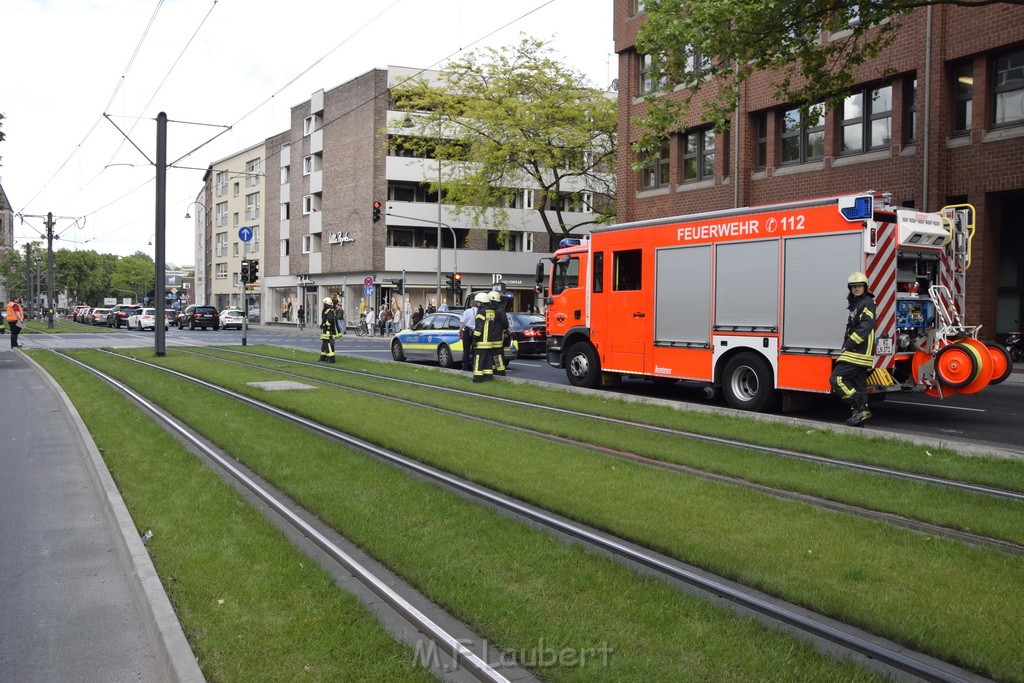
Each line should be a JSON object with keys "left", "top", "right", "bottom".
{"left": 390, "top": 311, "right": 517, "bottom": 368}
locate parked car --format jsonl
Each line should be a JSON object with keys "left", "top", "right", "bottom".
{"left": 127, "top": 308, "right": 168, "bottom": 331}
{"left": 78, "top": 306, "right": 94, "bottom": 323}
{"left": 71, "top": 305, "right": 90, "bottom": 323}
{"left": 90, "top": 308, "right": 111, "bottom": 326}
{"left": 506, "top": 313, "right": 546, "bottom": 357}
{"left": 219, "top": 309, "right": 244, "bottom": 330}
{"left": 390, "top": 312, "right": 518, "bottom": 368}
{"left": 108, "top": 304, "right": 140, "bottom": 328}
{"left": 178, "top": 304, "right": 220, "bottom": 330}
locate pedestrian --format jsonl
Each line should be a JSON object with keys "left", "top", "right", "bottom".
{"left": 829, "top": 272, "right": 877, "bottom": 426}
{"left": 6, "top": 296, "right": 25, "bottom": 349}
{"left": 338, "top": 305, "right": 346, "bottom": 334}
{"left": 426, "top": 301, "right": 436, "bottom": 315}
{"left": 412, "top": 305, "right": 424, "bottom": 327}
{"left": 297, "top": 305, "right": 305, "bottom": 330}
{"left": 318, "top": 297, "right": 342, "bottom": 362}
{"left": 487, "top": 290, "right": 510, "bottom": 376}
{"left": 460, "top": 293, "right": 485, "bottom": 371}
{"left": 365, "top": 307, "right": 376, "bottom": 336}
{"left": 380, "top": 306, "right": 392, "bottom": 336}
{"left": 472, "top": 292, "right": 505, "bottom": 383}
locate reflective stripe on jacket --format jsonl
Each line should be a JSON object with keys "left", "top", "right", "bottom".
{"left": 838, "top": 293, "right": 876, "bottom": 367}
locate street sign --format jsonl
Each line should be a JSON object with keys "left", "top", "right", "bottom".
{"left": 363, "top": 276, "right": 374, "bottom": 287}
{"left": 238, "top": 226, "right": 253, "bottom": 242}
{"left": 363, "top": 286, "right": 375, "bottom": 297}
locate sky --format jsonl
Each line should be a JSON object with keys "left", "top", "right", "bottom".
{"left": 0, "top": 0, "right": 615, "bottom": 267}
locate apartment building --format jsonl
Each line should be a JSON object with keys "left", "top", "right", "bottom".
{"left": 260, "top": 66, "right": 607, "bottom": 329}
{"left": 615, "top": 1, "right": 1024, "bottom": 338}
{"left": 199, "top": 143, "right": 266, "bottom": 315}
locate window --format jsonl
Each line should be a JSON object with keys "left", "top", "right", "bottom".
{"left": 640, "top": 140, "right": 670, "bottom": 189}
{"left": 389, "top": 228, "right": 416, "bottom": 247}
{"left": 952, "top": 61, "right": 973, "bottom": 134}
{"left": 552, "top": 256, "right": 580, "bottom": 295}
{"left": 631, "top": 0, "right": 645, "bottom": 16}
{"left": 905, "top": 78, "right": 917, "bottom": 144}
{"left": 301, "top": 234, "right": 321, "bottom": 254}
{"left": 233, "top": 182, "right": 240, "bottom": 197}
{"left": 233, "top": 212, "right": 239, "bottom": 228}
{"left": 215, "top": 232, "right": 228, "bottom": 257}
{"left": 282, "top": 239, "right": 289, "bottom": 256}
{"left": 281, "top": 165, "right": 290, "bottom": 185}
{"left": 613, "top": 249, "right": 642, "bottom": 291}
{"left": 841, "top": 85, "right": 892, "bottom": 154}
{"left": 215, "top": 263, "right": 227, "bottom": 280}
{"left": 684, "top": 46, "right": 711, "bottom": 79}
{"left": 245, "top": 158, "right": 261, "bottom": 187}
{"left": 638, "top": 54, "right": 664, "bottom": 95}
{"left": 754, "top": 113, "right": 769, "bottom": 168}
{"left": 245, "top": 192, "right": 261, "bottom": 220}
{"left": 302, "top": 195, "right": 321, "bottom": 214}
{"left": 215, "top": 171, "right": 228, "bottom": 197}
{"left": 993, "top": 49, "right": 1024, "bottom": 126}
{"left": 281, "top": 202, "right": 290, "bottom": 220}
{"left": 303, "top": 156, "right": 312, "bottom": 175}
{"left": 780, "top": 104, "right": 825, "bottom": 164}
{"left": 216, "top": 202, "right": 228, "bottom": 227}
{"left": 303, "top": 115, "right": 321, "bottom": 135}
{"left": 681, "top": 127, "right": 715, "bottom": 181}
{"left": 508, "top": 189, "right": 535, "bottom": 210}
{"left": 593, "top": 252, "right": 604, "bottom": 293}
{"left": 389, "top": 184, "right": 416, "bottom": 202}
{"left": 233, "top": 242, "right": 239, "bottom": 257}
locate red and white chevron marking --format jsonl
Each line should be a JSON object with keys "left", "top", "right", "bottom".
{"left": 865, "top": 221, "right": 897, "bottom": 369}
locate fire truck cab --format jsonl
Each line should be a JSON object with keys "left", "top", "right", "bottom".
{"left": 539, "top": 192, "right": 1012, "bottom": 412}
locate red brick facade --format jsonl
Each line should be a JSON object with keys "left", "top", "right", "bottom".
{"left": 614, "top": 1, "right": 1024, "bottom": 337}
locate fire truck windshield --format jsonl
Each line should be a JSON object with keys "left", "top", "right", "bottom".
{"left": 552, "top": 256, "right": 580, "bottom": 295}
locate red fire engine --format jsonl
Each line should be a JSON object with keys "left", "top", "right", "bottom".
{"left": 538, "top": 192, "right": 1012, "bottom": 411}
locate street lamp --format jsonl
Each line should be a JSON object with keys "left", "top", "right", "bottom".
{"left": 403, "top": 113, "right": 445, "bottom": 305}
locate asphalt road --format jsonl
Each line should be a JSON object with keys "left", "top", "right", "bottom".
{"left": 24, "top": 323, "right": 1024, "bottom": 457}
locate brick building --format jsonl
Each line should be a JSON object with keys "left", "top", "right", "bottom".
{"left": 615, "top": 1, "right": 1024, "bottom": 338}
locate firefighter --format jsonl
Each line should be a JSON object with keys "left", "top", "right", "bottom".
{"left": 472, "top": 292, "right": 504, "bottom": 383}
{"left": 830, "top": 272, "right": 876, "bottom": 426}
{"left": 487, "top": 290, "right": 510, "bottom": 376}
{"left": 319, "top": 297, "right": 342, "bottom": 363}
{"left": 460, "top": 292, "right": 487, "bottom": 371}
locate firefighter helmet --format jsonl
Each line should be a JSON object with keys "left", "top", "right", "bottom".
{"left": 488, "top": 290, "right": 502, "bottom": 302}
{"left": 473, "top": 292, "right": 489, "bottom": 304}
{"left": 847, "top": 272, "right": 869, "bottom": 287}
{"left": 322, "top": 297, "right": 333, "bottom": 305}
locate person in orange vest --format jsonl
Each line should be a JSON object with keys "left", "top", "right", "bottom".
{"left": 829, "top": 272, "right": 877, "bottom": 426}
{"left": 6, "top": 296, "right": 26, "bottom": 349}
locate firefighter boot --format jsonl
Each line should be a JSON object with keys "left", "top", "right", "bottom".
{"left": 845, "top": 399, "right": 872, "bottom": 427}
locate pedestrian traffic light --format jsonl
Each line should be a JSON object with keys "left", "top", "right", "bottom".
{"left": 241, "top": 259, "right": 250, "bottom": 283}
{"left": 249, "top": 259, "right": 259, "bottom": 283}
{"left": 372, "top": 201, "right": 382, "bottom": 223}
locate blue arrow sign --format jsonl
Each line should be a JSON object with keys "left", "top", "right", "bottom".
{"left": 238, "top": 226, "right": 253, "bottom": 242}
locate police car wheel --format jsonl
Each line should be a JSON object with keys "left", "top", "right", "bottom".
{"left": 391, "top": 340, "right": 406, "bottom": 362}
{"left": 437, "top": 344, "right": 455, "bottom": 368}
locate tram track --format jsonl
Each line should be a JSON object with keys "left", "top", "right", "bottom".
{"left": 163, "top": 346, "right": 1024, "bottom": 555}
{"left": 67, "top": 347, "right": 995, "bottom": 682}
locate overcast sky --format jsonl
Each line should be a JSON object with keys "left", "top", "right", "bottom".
{"left": 1, "top": 0, "right": 614, "bottom": 266}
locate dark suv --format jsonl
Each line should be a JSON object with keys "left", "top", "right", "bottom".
{"left": 179, "top": 305, "right": 220, "bottom": 330}
{"left": 108, "top": 304, "right": 140, "bottom": 328}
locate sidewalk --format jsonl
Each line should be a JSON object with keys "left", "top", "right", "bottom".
{"left": 0, "top": 345, "right": 203, "bottom": 682}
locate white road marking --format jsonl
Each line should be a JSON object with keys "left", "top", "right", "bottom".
{"left": 886, "top": 400, "right": 985, "bottom": 413}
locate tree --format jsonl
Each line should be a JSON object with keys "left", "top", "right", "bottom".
{"left": 110, "top": 252, "right": 155, "bottom": 303}
{"left": 632, "top": 0, "right": 1024, "bottom": 160}
{"left": 389, "top": 38, "right": 617, "bottom": 246}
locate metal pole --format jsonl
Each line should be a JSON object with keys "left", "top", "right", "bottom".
{"left": 46, "top": 212, "right": 55, "bottom": 328}
{"left": 24, "top": 245, "right": 31, "bottom": 318}
{"left": 436, "top": 153, "right": 442, "bottom": 307}
{"left": 155, "top": 112, "right": 167, "bottom": 356}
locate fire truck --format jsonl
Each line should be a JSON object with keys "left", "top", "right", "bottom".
{"left": 537, "top": 192, "right": 1013, "bottom": 412}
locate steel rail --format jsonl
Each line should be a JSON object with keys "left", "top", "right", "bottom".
{"left": 91, "top": 348, "right": 983, "bottom": 683}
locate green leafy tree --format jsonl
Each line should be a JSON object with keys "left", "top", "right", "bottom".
{"left": 632, "top": 0, "right": 1024, "bottom": 160}
{"left": 389, "top": 38, "right": 617, "bottom": 246}
{"left": 56, "top": 249, "right": 117, "bottom": 305}
{"left": 0, "top": 243, "right": 42, "bottom": 297}
{"left": 110, "top": 252, "right": 155, "bottom": 303}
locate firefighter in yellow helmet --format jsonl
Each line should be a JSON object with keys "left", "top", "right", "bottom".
{"left": 472, "top": 291, "right": 506, "bottom": 382}
{"left": 319, "top": 297, "right": 342, "bottom": 363}
{"left": 829, "top": 272, "right": 877, "bottom": 426}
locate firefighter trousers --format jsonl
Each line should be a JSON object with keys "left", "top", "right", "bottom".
{"left": 830, "top": 361, "right": 868, "bottom": 409}
{"left": 319, "top": 337, "right": 336, "bottom": 362}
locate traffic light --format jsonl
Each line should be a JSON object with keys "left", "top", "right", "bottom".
{"left": 240, "top": 260, "right": 250, "bottom": 283}
{"left": 444, "top": 273, "right": 455, "bottom": 293}
{"left": 249, "top": 259, "right": 259, "bottom": 283}
{"left": 453, "top": 272, "right": 463, "bottom": 298}
{"left": 372, "top": 201, "right": 382, "bottom": 223}
{"left": 387, "top": 278, "right": 405, "bottom": 295}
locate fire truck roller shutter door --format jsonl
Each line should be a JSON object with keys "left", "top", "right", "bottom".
{"left": 783, "top": 233, "right": 863, "bottom": 351}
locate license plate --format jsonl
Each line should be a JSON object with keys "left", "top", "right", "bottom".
{"left": 875, "top": 337, "right": 894, "bottom": 355}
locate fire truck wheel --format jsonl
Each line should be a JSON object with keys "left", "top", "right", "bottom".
{"left": 565, "top": 341, "right": 601, "bottom": 388}
{"left": 722, "top": 353, "right": 777, "bottom": 413}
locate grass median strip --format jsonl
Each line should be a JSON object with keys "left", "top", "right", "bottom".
{"left": 93, "top": 347, "right": 1024, "bottom": 680}
{"left": 44, "top": 348, "right": 884, "bottom": 681}
{"left": 179, "top": 345, "right": 1024, "bottom": 547}
{"left": 31, "top": 352, "right": 435, "bottom": 681}
{"left": 108, "top": 350, "right": 1024, "bottom": 679}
